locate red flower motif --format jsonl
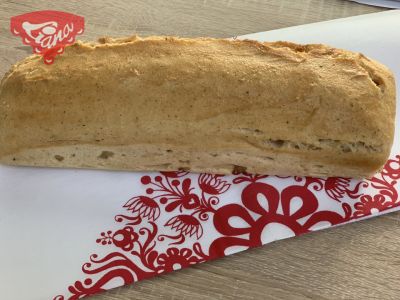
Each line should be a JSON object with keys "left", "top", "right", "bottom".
{"left": 209, "top": 182, "right": 350, "bottom": 258}
{"left": 198, "top": 174, "right": 231, "bottom": 195}
{"left": 158, "top": 215, "right": 203, "bottom": 245}
{"left": 124, "top": 196, "right": 160, "bottom": 221}
{"left": 166, "top": 215, "right": 203, "bottom": 239}
{"left": 354, "top": 195, "right": 391, "bottom": 218}
{"left": 180, "top": 193, "right": 200, "bottom": 210}
{"left": 156, "top": 248, "right": 200, "bottom": 272}
{"left": 368, "top": 155, "right": 400, "bottom": 204}
{"left": 325, "top": 177, "right": 351, "bottom": 201}
{"left": 160, "top": 178, "right": 201, "bottom": 212}
{"left": 323, "top": 177, "right": 367, "bottom": 202}
{"left": 96, "top": 227, "right": 139, "bottom": 251}
{"left": 112, "top": 227, "right": 139, "bottom": 251}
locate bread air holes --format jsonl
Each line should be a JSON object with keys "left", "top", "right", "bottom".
{"left": 340, "top": 144, "right": 352, "bottom": 153}
{"left": 372, "top": 77, "right": 383, "bottom": 87}
{"left": 233, "top": 165, "right": 247, "bottom": 174}
{"left": 265, "top": 139, "right": 322, "bottom": 151}
{"left": 98, "top": 151, "right": 114, "bottom": 159}
{"left": 54, "top": 155, "right": 64, "bottom": 162}
{"left": 269, "top": 139, "right": 284, "bottom": 147}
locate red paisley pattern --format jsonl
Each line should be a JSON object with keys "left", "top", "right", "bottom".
{"left": 54, "top": 154, "right": 400, "bottom": 299}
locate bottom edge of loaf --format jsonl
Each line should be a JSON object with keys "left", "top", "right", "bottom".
{"left": 0, "top": 143, "right": 383, "bottom": 179}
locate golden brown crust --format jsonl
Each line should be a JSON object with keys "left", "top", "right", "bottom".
{"left": 0, "top": 36, "right": 396, "bottom": 177}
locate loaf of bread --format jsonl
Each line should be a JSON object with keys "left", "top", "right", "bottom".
{"left": 0, "top": 36, "right": 396, "bottom": 177}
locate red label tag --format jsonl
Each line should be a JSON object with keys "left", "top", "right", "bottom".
{"left": 10, "top": 10, "right": 84, "bottom": 64}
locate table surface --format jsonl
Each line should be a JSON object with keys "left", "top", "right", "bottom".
{"left": 1, "top": 1, "right": 399, "bottom": 299}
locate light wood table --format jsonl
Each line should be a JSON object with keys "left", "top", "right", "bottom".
{"left": 1, "top": 1, "right": 399, "bottom": 299}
